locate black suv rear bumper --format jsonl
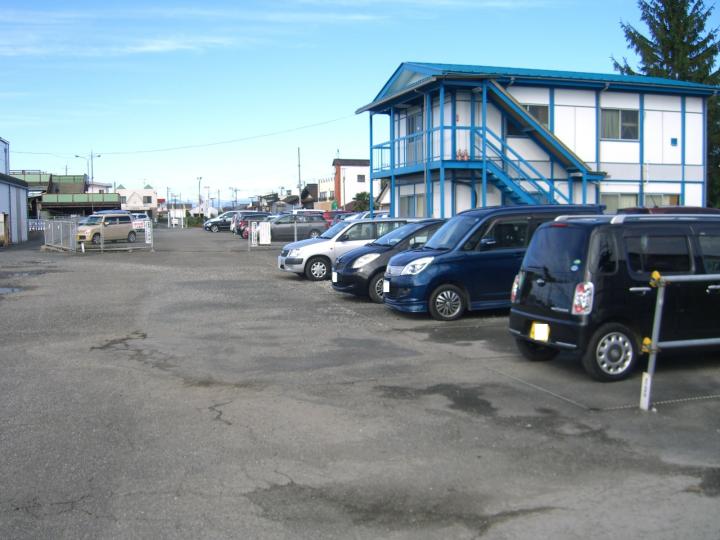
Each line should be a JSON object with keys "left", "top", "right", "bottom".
{"left": 509, "top": 307, "right": 591, "bottom": 351}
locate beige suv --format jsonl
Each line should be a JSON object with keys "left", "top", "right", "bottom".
{"left": 77, "top": 213, "right": 137, "bottom": 245}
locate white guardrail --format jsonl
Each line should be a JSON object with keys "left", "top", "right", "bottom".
{"left": 640, "top": 270, "right": 720, "bottom": 411}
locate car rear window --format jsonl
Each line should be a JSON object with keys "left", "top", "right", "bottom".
{"left": 524, "top": 225, "right": 589, "bottom": 275}
{"left": 625, "top": 235, "right": 692, "bottom": 274}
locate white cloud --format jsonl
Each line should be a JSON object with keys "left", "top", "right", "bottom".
{"left": 0, "top": 5, "right": 382, "bottom": 58}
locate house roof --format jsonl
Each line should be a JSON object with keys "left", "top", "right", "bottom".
{"left": 332, "top": 158, "right": 370, "bottom": 167}
{"left": 0, "top": 172, "right": 28, "bottom": 189}
{"left": 358, "top": 61, "right": 720, "bottom": 113}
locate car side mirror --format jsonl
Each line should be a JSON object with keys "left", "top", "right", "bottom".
{"left": 479, "top": 237, "right": 496, "bottom": 250}
{"left": 103, "top": 221, "right": 109, "bottom": 227}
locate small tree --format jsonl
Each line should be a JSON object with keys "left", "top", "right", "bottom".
{"left": 612, "top": 0, "right": 720, "bottom": 206}
{"left": 353, "top": 191, "right": 370, "bottom": 211}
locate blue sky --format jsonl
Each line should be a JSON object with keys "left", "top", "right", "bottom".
{"left": 3, "top": 0, "right": 710, "bottom": 204}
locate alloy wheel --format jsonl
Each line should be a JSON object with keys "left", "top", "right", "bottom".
{"left": 595, "top": 332, "right": 634, "bottom": 375}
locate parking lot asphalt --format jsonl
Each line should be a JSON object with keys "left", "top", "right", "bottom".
{"left": 1, "top": 227, "right": 719, "bottom": 539}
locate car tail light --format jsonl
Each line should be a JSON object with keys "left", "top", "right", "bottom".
{"left": 510, "top": 273, "right": 523, "bottom": 303}
{"left": 572, "top": 282, "right": 594, "bottom": 315}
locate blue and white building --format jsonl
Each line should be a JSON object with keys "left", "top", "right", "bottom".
{"left": 358, "top": 62, "right": 719, "bottom": 217}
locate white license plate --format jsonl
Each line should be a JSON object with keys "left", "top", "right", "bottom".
{"left": 383, "top": 279, "right": 390, "bottom": 293}
{"left": 530, "top": 322, "right": 550, "bottom": 342}
{"left": 332, "top": 271, "right": 337, "bottom": 283}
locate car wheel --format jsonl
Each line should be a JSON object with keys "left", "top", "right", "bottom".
{"left": 127, "top": 231, "right": 136, "bottom": 243}
{"left": 211, "top": 224, "right": 219, "bottom": 232}
{"left": 515, "top": 338, "right": 559, "bottom": 362}
{"left": 368, "top": 272, "right": 385, "bottom": 303}
{"left": 305, "top": 256, "right": 330, "bottom": 281}
{"left": 428, "top": 284, "right": 466, "bottom": 321}
{"left": 309, "top": 229, "right": 321, "bottom": 239}
{"left": 582, "top": 323, "right": 639, "bottom": 382}
{"left": 92, "top": 233, "right": 101, "bottom": 245}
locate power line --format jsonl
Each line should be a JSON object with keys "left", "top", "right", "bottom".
{"left": 12, "top": 114, "right": 356, "bottom": 157}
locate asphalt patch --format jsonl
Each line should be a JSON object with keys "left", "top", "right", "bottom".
{"left": 376, "top": 384, "right": 497, "bottom": 417}
{"left": 246, "top": 480, "right": 553, "bottom": 534}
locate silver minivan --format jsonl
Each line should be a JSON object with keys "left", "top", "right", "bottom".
{"left": 277, "top": 218, "right": 409, "bottom": 280}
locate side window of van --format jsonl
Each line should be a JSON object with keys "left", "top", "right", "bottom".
{"left": 626, "top": 235, "right": 692, "bottom": 274}
{"left": 344, "top": 223, "right": 374, "bottom": 241}
{"left": 698, "top": 234, "right": 720, "bottom": 273}
{"left": 483, "top": 219, "right": 528, "bottom": 249}
{"left": 118, "top": 215, "right": 131, "bottom": 224}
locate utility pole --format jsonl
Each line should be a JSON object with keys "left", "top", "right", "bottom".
{"left": 297, "top": 147, "right": 302, "bottom": 210}
{"left": 197, "top": 177, "right": 202, "bottom": 213}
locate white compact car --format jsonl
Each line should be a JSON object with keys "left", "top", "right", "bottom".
{"left": 277, "top": 218, "right": 409, "bottom": 280}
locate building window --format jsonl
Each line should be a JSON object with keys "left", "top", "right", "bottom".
{"left": 507, "top": 104, "right": 549, "bottom": 137}
{"left": 120, "top": 196, "right": 127, "bottom": 204}
{"left": 329, "top": 191, "right": 335, "bottom": 200}
{"left": 357, "top": 174, "right": 366, "bottom": 183}
{"left": 645, "top": 194, "right": 680, "bottom": 207}
{"left": 600, "top": 193, "right": 638, "bottom": 213}
{"left": 319, "top": 192, "right": 328, "bottom": 202}
{"left": 398, "top": 194, "right": 425, "bottom": 217}
{"left": 143, "top": 196, "right": 152, "bottom": 204}
{"left": 601, "top": 109, "right": 639, "bottom": 140}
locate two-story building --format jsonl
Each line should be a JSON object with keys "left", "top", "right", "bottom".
{"left": 358, "top": 62, "right": 719, "bottom": 217}
{"left": 316, "top": 158, "right": 382, "bottom": 210}
{"left": 117, "top": 184, "right": 158, "bottom": 218}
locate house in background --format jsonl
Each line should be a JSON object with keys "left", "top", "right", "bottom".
{"left": 316, "top": 158, "right": 381, "bottom": 210}
{"left": 117, "top": 184, "right": 158, "bottom": 219}
{"left": 358, "top": 62, "right": 719, "bottom": 217}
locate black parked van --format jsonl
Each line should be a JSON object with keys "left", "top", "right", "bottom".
{"left": 509, "top": 213, "right": 720, "bottom": 381}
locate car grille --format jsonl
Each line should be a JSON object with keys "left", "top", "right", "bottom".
{"left": 386, "top": 265, "right": 404, "bottom": 276}
{"left": 280, "top": 249, "right": 289, "bottom": 257}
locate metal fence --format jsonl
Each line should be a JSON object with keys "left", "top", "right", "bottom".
{"left": 640, "top": 270, "right": 720, "bottom": 410}
{"left": 43, "top": 220, "right": 78, "bottom": 252}
{"left": 41, "top": 219, "right": 154, "bottom": 253}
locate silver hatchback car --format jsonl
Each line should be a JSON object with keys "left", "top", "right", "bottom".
{"left": 277, "top": 218, "right": 409, "bottom": 280}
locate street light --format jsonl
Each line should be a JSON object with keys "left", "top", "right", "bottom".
{"left": 75, "top": 151, "right": 101, "bottom": 184}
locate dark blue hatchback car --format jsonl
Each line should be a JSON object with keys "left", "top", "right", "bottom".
{"left": 382, "top": 205, "right": 603, "bottom": 321}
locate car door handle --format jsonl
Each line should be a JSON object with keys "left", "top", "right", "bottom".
{"left": 629, "top": 287, "right": 652, "bottom": 295}
{"left": 535, "top": 278, "right": 546, "bottom": 286}
{"left": 706, "top": 284, "right": 720, "bottom": 294}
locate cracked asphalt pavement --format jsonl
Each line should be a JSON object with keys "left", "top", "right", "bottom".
{"left": 1, "top": 228, "right": 719, "bottom": 539}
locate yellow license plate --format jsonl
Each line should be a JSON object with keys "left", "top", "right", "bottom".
{"left": 530, "top": 322, "right": 550, "bottom": 342}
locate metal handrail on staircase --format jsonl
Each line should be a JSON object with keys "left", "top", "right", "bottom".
{"left": 476, "top": 127, "right": 571, "bottom": 204}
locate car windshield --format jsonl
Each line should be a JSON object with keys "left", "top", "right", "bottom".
{"left": 320, "top": 222, "right": 348, "bottom": 239}
{"left": 84, "top": 216, "right": 102, "bottom": 225}
{"left": 425, "top": 215, "right": 479, "bottom": 250}
{"left": 372, "top": 222, "right": 425, "bottom": 246}
{"left": 524, "top": 225, "right": 589, "bottom": 277}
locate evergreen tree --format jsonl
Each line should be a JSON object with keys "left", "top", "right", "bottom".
{"left": 612, "top": 0, "right": 720, "bottom": 206}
